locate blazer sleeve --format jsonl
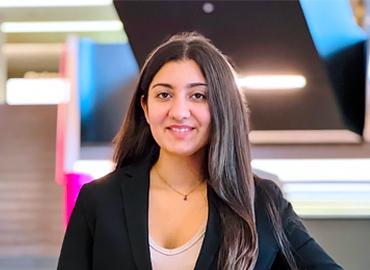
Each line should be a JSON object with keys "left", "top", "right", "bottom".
{"left": 269, "top": 181, "right": 344, "bottom": 270}
{"left": 57, "top": 183, "right": 94, "bottom": 270}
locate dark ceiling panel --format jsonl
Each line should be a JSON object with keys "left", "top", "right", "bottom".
{"left": 114, "top": 0, "right": 365, "bottom": 138}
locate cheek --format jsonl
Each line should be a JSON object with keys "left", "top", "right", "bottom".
{"left": 146, "top": 105, "right": 167, "bottom": 125}
{"left": 199, "top": 107, "right": 211, "bottom": 128}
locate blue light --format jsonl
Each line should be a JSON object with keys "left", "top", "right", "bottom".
{"left": 300, "top": 0, "right": 366, "bottom": 58}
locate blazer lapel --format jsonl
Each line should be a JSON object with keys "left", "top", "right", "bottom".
{"left": 119, "top": 161, "right": 152, "bottom": 270}
{"left": 194, "top": 187, "right": 221, "bottom": 270}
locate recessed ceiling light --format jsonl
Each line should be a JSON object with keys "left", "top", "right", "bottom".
{"left": 0, "top": 0, "right": 112, "bottom": 7}
{"left": 203, "top": 2, "right": 215, "bottom": 14}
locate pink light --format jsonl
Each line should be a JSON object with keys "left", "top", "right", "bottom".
{"left": 64, "top": 172, "right": 93, "bottom": 226}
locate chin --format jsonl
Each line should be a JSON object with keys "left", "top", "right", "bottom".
{"left": 168, "top": 149, "right": 198, "bottom": 157}
{"left": 163, "top": 146, "right": 206, "bottom": 158}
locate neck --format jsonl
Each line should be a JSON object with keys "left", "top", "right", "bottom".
{"left": 153, "top": 150, "right": 207, "bottom": 190}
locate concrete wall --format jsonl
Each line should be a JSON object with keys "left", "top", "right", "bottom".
{"left": 303, "top": 219, "right": 370, "bottom": 270}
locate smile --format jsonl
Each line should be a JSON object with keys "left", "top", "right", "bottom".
{"left": 170, "top": 127, "right": 193, "bottom": 133}
{"left": 167, "top": 126, "right": 195, "bottom": 138}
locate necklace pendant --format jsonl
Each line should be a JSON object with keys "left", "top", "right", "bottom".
{"left": 184, "top": 195, "right": 188, "bottom": 201}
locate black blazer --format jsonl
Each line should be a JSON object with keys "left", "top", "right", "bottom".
{"left": 57, "top": 160, "right": 343, "bottom": 270}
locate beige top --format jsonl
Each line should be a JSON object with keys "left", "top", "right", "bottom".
{"left": 149, "top": 224, "right": 207, "bottom": 270}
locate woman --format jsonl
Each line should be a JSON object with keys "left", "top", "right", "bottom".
{"left": 57, "top": 32, "right": 343, "bottom": 270}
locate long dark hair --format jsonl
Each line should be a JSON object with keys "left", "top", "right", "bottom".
{"left": 113, "top": 32, "right": 298, "bottom": 270}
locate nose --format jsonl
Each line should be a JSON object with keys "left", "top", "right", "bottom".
{"left": 168, "top": 96, "right": 191, "bottom": 121}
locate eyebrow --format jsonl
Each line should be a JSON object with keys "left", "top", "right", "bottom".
{"left": 151, "top": 82, "right": 208, "bottom": 89}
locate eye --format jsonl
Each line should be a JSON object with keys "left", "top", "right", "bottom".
{"left": 191, "top": 92, "right": 207, "bottom": 100}
{"left": 156, "top": 92, "right": 172, "bottom": 99}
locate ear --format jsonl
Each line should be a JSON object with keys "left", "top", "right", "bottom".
{"left": 140, "top": 95, "right": 149, "bottom": 124}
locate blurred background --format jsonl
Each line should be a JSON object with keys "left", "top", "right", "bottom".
{"left": 0, "top": 0, "right": 370, "bottom": 269}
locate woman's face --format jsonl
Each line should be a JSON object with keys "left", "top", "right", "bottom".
{"left": 141, "top": 59, "right": 211, "bottom": 158}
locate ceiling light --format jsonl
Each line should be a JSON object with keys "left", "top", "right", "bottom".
{"left": 251, "top": 158, "right": 370, "bottom": 181}
{"left": 1, "top": 20, "right": 123, "bottom": 33}
{"left": 6, "top": 78, "right": 70, "bottom": 105}
{"left": 0, "top": 0, "right": 112, "bottom": 7}
{"left": 237, "top": 75, "right": 306, "bottom": 89}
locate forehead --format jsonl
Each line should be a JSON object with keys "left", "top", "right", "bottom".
{"left": 150, "top": 59, "right": 206, "bottom": 88}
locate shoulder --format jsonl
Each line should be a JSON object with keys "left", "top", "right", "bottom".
{"left": 253, "top": 176, "right": 344, "bottom": 269}
{"left": 82, "top": 161, "right": 143, "bottom": 191}
{"left": 254, "top": 174, "right": 312, "bottom": 243}
{"left": 77, "top": 166, "right": 132, "bottom": 208}
{"left": 254, "top": 175, "right": 285, "bottom": 206}
{"left": 253, "top": 175, "right": 287, "bottom": 229}
{"left": 81, "top": 170, "right": 119, "bottom": 195}
{"left": 78, "top": 159, "right": 151, "bottom": 205}
{"left": 253, "top": 175, "right": 304, "bottom": 233}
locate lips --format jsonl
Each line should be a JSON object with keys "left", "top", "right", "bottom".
{"left": 167, "top": 125, "right": 195, "bottom": 137}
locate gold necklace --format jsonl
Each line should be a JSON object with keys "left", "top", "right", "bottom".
{"left": 154, "top": 165, "right": 205, "bottom": 201}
